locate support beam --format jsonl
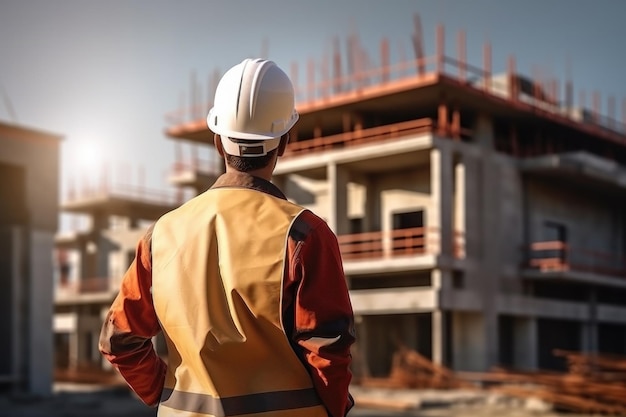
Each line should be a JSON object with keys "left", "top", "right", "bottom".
{"left": 432, "top": 309, "right": 447, "bottom": 366}
{"left": 430, "top": 147, "right": 453, "bottom": 257}
{"left": 436, "top": 24, "right": 445, "bottom": 73}
{"left": 327, "top": 163, "right": 350, "bottom": 235}
{"left": 437, "top": 101, "right": 449, "bottom": 137}
{"left": 451, "top": 107, "right": 460, "bottom": 140}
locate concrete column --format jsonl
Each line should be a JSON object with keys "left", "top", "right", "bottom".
{"left": 69, "top": 331, "right": 80, "bottom": 370}
{"left": 453, "top": 156, "right": 466, "bottom": 258}
{"left": 403, "top": 314, "right": 418, "bottom": 349}
{"left": 462, "top": 155, "right": 481, "bottom": 260}
{"left": 29, "top": 230, "right": 54, "bottom": 395}
{"left": 479, "top": 150, "right": 499, "bottom": 371}
{"left": 431, "top": 146, "right": 454, "bottom": 368}
{"left": 432, "top": 309, "right": 447, "bottom": 366}
{"left": 363, "top": 175, "right": 380, "bottom": 233}
{"left": 431, "top": 268, "right": 451, "bottom": 291}
{"left": 353, "top": 316, "right": 370, "bottom": 378}
{"left": 484, "top": 313, "right": 499, "bottom": 371}
{"left": 513, "top": 317, "right": 538, "bottom": 370}
{"left": 430, "top": 147, "right": 453, "bottom": 257}
{"left": 474, "top": 114, "right": 495, "bottom": 149}
{"left": 582, "top": 289, "right": 599, "bottom": 353}
{"left": 6, "top": 226, "right": 23, "bottom": 390}
{"left": 327, "top": 163, "right": 350, "bottom": 235}
{"left": 581, "top": 322, "right": 599, "bottom": 353}
{"left": 452, "top": 311, "right": 486, "bottom": 371}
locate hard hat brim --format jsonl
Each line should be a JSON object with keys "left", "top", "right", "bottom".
{"left": 206, "top": 108, "right": 298, "bottom": 141}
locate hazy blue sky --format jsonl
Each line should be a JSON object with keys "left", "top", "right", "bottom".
{"left": 1, "top": 0, "right": 625, "bottom": 225}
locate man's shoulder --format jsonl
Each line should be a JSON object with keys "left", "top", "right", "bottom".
{"left": 290, "top": 210, "right": 330, "bottom": 242}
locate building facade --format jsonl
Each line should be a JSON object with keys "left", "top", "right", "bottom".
{"left": 165, "top": 27, "right": 626, "bottom": 377}
{"left": 0, "top": 121, "right": 61, "bottom": 395}
{"left": 54, "top": 24, "right": 626, "bottom": 382}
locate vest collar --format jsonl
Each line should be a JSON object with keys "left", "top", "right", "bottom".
{"left": 211, "top": 172, "right": 287, "bottom": 200}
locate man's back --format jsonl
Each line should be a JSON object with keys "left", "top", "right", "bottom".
{"left": 152, "top": 181, "right": 328, "bottom": 416}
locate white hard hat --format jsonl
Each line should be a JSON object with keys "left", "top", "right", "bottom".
{"left": 207, "top": 58, "right": 299, "bottom": 157}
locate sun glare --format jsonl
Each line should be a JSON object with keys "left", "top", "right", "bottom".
{"left": 74, "top": 141, "right": 102, "bottom": 173}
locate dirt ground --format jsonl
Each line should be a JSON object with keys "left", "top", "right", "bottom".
{"left": 0, "top": 385, "right": 601, "bottom": 417}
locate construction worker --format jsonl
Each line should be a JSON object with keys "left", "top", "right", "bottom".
{"left": 99, "top": 58, "right": 355, "bottom": 417}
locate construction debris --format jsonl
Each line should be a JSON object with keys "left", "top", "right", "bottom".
{"left": 358, "top": 343, "right": 470, "bottom": 389}
{"left": 356, "top": 345, "right": 626, "bottom": 416}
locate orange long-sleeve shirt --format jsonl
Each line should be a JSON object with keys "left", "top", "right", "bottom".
{"left": 99, "top": 172, "right": 355, "bottom": 417}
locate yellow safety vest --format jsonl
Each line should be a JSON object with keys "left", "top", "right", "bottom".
{"left": 152, "top": 187, "right": 328, "bottom": 417}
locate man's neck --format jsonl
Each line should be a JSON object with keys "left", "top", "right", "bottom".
{"left": 224, "top": 164, "right": 273, "bottom": 182}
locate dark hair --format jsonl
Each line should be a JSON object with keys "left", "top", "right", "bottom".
{"left": 225, "top": 150, "right": 276, "bottom": 172}
{"left": 223, "top": 136, "right": 285, "bottom": 172}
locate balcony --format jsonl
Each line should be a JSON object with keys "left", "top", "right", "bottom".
{"left": 55, "top": 277, "right": 117, "bottom": 304}
{"left": 63, "top": 181, "right": 181, "bottom": 219}
{"left": 285, "top": 118, "right": 439, "bottom": 158}
{"left": 338, "top": 227, "right": 464, "bottom": 275}
{"left": 525, "top": 241, "right": 626, "bottom": 288}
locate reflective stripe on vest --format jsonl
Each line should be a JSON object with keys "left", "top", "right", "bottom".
{"left": 160, "top": 387, "right": 321, "bottom": 416}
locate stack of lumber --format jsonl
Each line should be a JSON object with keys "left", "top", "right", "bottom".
{"left": 359, "top": 343, "right": 470, "bottom": 389}
{"left": 459, "top": 350, "right": 626, "bottom": 415}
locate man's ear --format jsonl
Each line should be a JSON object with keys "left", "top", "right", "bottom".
{"left": 277, "top": 133, "right": 290, "bottom": 156}
{"left": 214, "top": 134, "right": 225, "bottom": 157}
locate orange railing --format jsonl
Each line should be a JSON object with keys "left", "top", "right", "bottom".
{"left": 284, "top": 118, "right": 436, "bottom": 157}
{"left": 338, "top": 227, "right": 465, "bottom": 261}
{"left": 66, "top": 182, "right": 182, "bottom": 207}
{"left": 527, "top": 240, "right": 626, "bottom": 278}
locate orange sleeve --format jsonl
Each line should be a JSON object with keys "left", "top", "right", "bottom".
{"left": 99, "top": 229, "right": 166, "bottom": 407}
{"left": 290, "top": 215, "right": 355, "bottom": 417}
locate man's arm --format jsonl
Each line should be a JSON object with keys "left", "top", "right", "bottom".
{"left": 99, "top": 229, "right": 166, "bottom": 406}
{"left": 290, "top": 215, "right": 355, "bottom": 417}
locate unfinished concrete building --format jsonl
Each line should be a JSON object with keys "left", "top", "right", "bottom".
{"left": 53, "top": 175, "right": 180, "bottom": 375}
{"left": 166, "top": 23, "right": 626, "bottom": 376}
{"left": 0, "top": 121, "right": 61, "bottom": 395}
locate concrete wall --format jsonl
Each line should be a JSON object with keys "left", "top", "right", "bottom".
{"left": 448, "top": 137, "right": 525, "bottom": 293}
{"left": 452, "top": 311, "right": 487, "bottom": 371}
{"left": 377, "top": 168, "right": 431, "bottom": 234}
{"left": 526, "top": 177, "right": 625, "bottom": 266}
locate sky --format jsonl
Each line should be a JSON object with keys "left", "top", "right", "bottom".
{"left": 1, "top": 0, "right": 625, "bottom": 230}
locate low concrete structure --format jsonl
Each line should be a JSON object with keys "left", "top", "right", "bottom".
{"left": 0, "top": 121, "right": 61, "bottom": 395}
{"left": 53, "top": 184, "right": 178, "bottom": 372}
